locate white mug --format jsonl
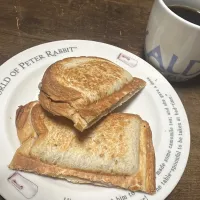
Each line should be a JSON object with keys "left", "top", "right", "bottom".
{"left": 145, "top": 0, "right": 200, "bottom": 82}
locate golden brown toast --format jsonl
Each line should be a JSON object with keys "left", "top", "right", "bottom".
{"left": 9, "top": 101, "right": 155, "bottom": 194}
{"left": 39, "top": 57, "right": 146, "bottom": 131}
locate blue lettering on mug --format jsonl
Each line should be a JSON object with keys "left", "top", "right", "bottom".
{"left": 147, "top": 45, "right": 200, "bottom": 76}
{"left": 182, "top": 60, "right": 200, "bottom": 76}
{"left": 166, "top": 54, "right": 178, "bottom": 74}
{"left": 147, "top": 46, "right": 165, "bottom": 71}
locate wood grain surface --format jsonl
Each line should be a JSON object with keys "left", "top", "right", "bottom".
{"left": 0, "top": 0, "right": 199, "bottom": 199}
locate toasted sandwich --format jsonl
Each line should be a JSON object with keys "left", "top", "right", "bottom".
{"left": 39, "top": 57, "right": 146, "bottom": 131}
{"left": 9, "top": 101, "right": 155, "bottom": 194}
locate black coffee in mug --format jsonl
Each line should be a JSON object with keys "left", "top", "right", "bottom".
{"left": 168, "top": 5, "right": 200, "bottom": 26}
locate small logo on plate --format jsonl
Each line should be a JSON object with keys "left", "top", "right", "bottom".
{"left": 8, "top": 172, "right": 38, "bottom": 199}
{"left": 117, "top": 53, "right": 138, "bottom": 68}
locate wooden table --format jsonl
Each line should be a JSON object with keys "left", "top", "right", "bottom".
{"left": 0, "top": 0, "right": 199, "bottom": 199}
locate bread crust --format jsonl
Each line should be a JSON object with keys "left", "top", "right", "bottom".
{"left": 15, "top": 101, "right": 38, "bottom": 144}
{"left": 9, "top": 102, "right": 155, "bottom": 194}
{"left": 39, "top": 57, "right": 146, "bottom": 131}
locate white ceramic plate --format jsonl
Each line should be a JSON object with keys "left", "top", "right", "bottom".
{"left": 0, "top": 40, "right": 190, "bottom": 200}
